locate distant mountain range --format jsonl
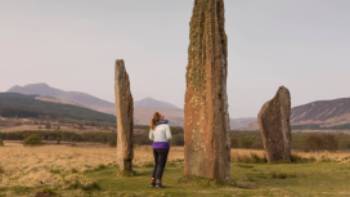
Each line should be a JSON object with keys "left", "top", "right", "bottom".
{"left": 5, "top": 83, "right": 350, "bottom": 129}
{"left": 0, "top": 92, "right": 115, "bottom": 124}
{"left": 7, "top": 83, "right": 183, "bottom": 126}
{"left": 227, "top": 98, "right": 350, "bottom": 130}
{"left": 291, "top": 98, "right": 350, "bottom": 129}
{"left": 8, "top": 83, "right": 115, "bottom": 114}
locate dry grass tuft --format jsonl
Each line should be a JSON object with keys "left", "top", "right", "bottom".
{"left": 295, "top": 151, "right": 350, "bottom": 163}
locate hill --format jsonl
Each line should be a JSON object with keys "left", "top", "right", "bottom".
{"left": 291, "top": 97, "right": 350, "bottom": 129}
{"left": 7, "top": 83, "right": 184, "bottom": 126}
{"left": 230, "top": 118, "right": 257, "bottom": 130}
{"left": 134, "top": 97, "right": 184, "bottom": 126}
{"left": 8, "top": 83, "right": 115, "bottom": 114}
{"left": 0, "top": 92, "right": 115, "bottom": 124}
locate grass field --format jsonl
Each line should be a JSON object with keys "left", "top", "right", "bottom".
{"left": 1, "top": 142, "right": 350, "bottom": 197}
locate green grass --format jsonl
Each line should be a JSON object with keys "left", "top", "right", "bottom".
{"left": 85, "top": 162, "right": 350, "bottom": 197}
{"left": 1, "top": 162, "right": 350, "bottom": 197}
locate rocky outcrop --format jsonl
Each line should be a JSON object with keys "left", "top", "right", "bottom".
{"left": 115, "top": 59, "right": 134, "bottom": 173}
{"left": 184, "top": 0, "right": 231, "bottom": 182}
{"left": 258, "top": 86, "right": 292, "bottom": 163}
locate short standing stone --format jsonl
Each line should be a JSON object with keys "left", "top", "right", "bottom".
{"left": 115, "top": 59, "right": 134, "bottom": 173}
{"left": 258, "top": 86, "right": 292, "bottom": 163}
{"left": 184, "top": 0, "right": 231, "bottom": 182}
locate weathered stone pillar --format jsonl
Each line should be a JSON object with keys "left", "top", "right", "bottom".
{"left": 258, "top": 86, "right": 292, "bottom": 163}
{"left": 184, "top": 0, "right": 231, "bottom": 182}
{"left": 115, "top": 59, "right": 134, "bottom": 173}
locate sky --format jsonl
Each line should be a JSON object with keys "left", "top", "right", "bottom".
{"left": 0, "top": 0, "right": 350, "bottom": 118}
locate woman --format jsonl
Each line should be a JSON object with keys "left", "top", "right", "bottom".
{"left": 149, "top": 112, "right": 172, "bottom": 188}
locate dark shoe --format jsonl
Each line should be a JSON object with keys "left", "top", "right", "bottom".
{"left": 155, "top": 179, "right": 164, "bottom": 188}
{"left": 155, "top": 183, "right": 165, "bottom": 188}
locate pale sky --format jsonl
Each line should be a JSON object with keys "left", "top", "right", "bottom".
{"left": 0, "top": 0, "right": 349, "bottom": 118}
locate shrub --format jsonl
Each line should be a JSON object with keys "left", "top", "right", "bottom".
{"left": 172, "top": 134, "right": 184, "bottom": 146}
{"left": 109, "top": 130, "right": 116, "bottom": 147}
{"left": 133, "top": 133, "right": 150, "bottom": 145}
{"left": 23, "top": 134, "right": 43, "bottom": 146}
{"left": 303, "top": 133, "right": 338, "bottom": 151}
{"left": 230, "top": 131, "right": 263, "bottom": 149}
{"left": 230, "top": 137, "right": 239, "bottom": 148}
{"left": 109, "top": 139, "right": 116, "bottom": 147}
{"left": 240, "top": 136, "right": 255, "bottom": 148}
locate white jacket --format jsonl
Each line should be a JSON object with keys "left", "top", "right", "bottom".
{"left": 149, "top": 124, "right": 172, "bottom": 142}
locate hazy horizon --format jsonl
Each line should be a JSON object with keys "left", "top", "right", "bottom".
{"left": 1, "top": 0, "right": 350, "bottom": 118}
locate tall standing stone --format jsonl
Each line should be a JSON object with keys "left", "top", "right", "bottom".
{"left": 258, "top": 86, "right": 292, "bottom": 163}
{"left": 184, "top": 0, "right": 231, "bottom": 182}
{"left": 115, "top": 59, "right": 134, "bottom": 173}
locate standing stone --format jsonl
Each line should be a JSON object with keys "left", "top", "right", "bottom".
{"left": 115, "top": 59, "right": 134, "bottom": 173}
{"left": 184, "top": 0, "right": 231, "bottom": 182}
{"left": 258, "top": 86, "right": 292, "bottom": 163}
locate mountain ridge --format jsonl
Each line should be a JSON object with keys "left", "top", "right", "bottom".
{"left": 0, "top": 92, "right": 115, "bottom": 124}
{"left": 291, "top": 97, "right": 350, "bottom": 128}
{"left": 7, "top": 83, "right": 350, "bottom": 129}
{"left": 8, "top": 83, "right": 115, "bottom": 114}
{"left": 7, "top": 83, "right": 184, "bottom": 126}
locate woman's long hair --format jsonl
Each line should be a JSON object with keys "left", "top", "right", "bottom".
{"left": 150, "top": 112, "right": 162, "bottom": 130}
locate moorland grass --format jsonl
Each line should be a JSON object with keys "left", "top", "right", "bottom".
{"left": 72, "top": 162, "right": 350, "bottom": 197}
{"left": 1, "top": 162, "right": 350, "bottom": 196}
{"left": 1, "top": 144, "right": 350, "bottom": 197}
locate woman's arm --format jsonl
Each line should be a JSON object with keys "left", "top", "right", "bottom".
{"left": 165, "top": 125, "right": 172, "bottom": 141}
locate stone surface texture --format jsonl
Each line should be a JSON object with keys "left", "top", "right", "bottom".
{"left": 184, "top": 0, "right": 231, "bottom": 181}
{"left": 115, "top": 59, "right": 134, "bottom": 172}
{"left": 258, "top": 86, "right": 292, "bottom": 163}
